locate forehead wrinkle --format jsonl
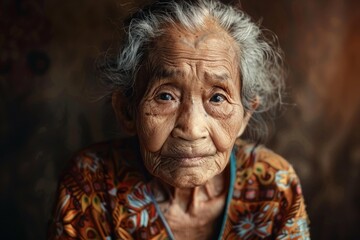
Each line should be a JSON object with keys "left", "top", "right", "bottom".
{"left": 154, "top": 51, "right": 235, "bottom": 65}
{"left": 146, "top": 21, "right": 241, "bottom": 83}
{"left": 148, "top": 51, "right": 238, "bottom": 86}
{"left": 204, "top": 72, "right": 230, "bottom": 82}
{"left": 152, "top": 66, "right": 182, "bottom": 79}
{"left": 164, "top": 35, "right": 236, "bottom": 56}
{"left": 154, "top": 38, "right": 238, "bottom": 66}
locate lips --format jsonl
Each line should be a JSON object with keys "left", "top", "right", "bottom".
{"left": 162, "top": 141, "right": 215, "bottom": 154}
{"left": 161, "top": 148, "right": 215, "bottom": 158}
{"left": 163, "top": 152, "right": 212, "bottom": 159}
{"left": 160, "top": 140, "right": 217, "bottom": 165}
{"left": 160, "top": 151, "right": 216, "bottom": 168}
{"left": 161, "top": 155, "right": 210, "bottom": 167}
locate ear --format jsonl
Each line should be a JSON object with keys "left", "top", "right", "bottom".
{"left": 112, "top": 91, "right": 136, "bottom": 135}
{"left": 237, "top": 96, "right": 260, "bottom": 137}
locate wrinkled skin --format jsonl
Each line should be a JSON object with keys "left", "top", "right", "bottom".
{"left": 113, "top": 19, "right": 251, "bottom": 239}
{"left": 135, "top": 21, "right": 250, "bottom": 239}
{"left": 136, "top": 20, "right": 249, "bottom": 189}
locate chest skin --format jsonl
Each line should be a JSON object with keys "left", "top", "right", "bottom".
{"left": 158, "top": 192, "right": 227, "bottom": 240}
{"left": 149, "top": 166, "right": 229, "bottom": 240}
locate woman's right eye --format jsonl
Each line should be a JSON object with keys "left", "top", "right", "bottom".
{"left": 157, "top": 92, "right": 174, "bottom": 101}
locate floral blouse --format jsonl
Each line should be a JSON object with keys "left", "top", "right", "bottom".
{"left": 48, "top": 138, "right": 310, "bottom": 239}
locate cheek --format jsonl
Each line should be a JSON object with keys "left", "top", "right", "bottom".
{"left": 206, "top": 102, "right": 233, "bottom": 118}
{"left": 137, "top": 100, "right": 176, "bottom": 152}
{"left": 209, "top": 105, "right": 245, "bottom": 152}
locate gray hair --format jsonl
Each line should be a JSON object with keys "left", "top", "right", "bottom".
{"left": 101, "top": 0, "right": 285, "bottom": 141}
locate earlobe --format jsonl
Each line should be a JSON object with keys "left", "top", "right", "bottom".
{"left": 112, "top": 91, "right": 137, "bottom": 135}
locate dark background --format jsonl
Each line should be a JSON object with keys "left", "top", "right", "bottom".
{"left": 1, "top": 0, "right": 359, "bottom": 239}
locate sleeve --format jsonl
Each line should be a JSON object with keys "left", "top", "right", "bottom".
{"left": 47, "top": 155, "right": 113, "bottom": 240}
{"left": 273, "top": 165, "right": 310, "bottom": 240}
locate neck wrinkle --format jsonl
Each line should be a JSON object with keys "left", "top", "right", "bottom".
{"left": 153, "top": 164, "right": 230, "bottom": 214}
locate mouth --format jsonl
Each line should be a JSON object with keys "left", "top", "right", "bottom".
{"left": 161, "top": 154, "right": 213, "bottom": 167}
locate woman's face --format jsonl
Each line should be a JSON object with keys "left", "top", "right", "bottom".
{"left": 136, "top": 22, "right": 249, "bottom": 188}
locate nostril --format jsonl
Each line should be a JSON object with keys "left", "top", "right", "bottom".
{"left": 171, "top": 121, "right": 208, "bottom": 141}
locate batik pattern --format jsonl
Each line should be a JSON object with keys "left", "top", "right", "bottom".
{"left": 48, "top": 138, "right": 309, "bottom": 239}
{"left": 223, "top": 139, "right": 310, "bottom": 239}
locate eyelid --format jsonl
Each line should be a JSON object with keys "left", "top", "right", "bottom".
{"left": 207, "top": 86, "right": 233, "bottom": 104}
{"left": 211, "top": 86, "right": 229, "bottom": 96}
{"left": 153, "top": 84, "right": 180, "bottom": 99}
{"left": 212, "top": 84, "right": 230, "bottom": 93}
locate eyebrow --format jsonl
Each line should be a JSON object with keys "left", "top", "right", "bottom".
{"left": 204, "top": 72, "right": 231, "bottom": 82}
{"left": 151, "top": 67, "right": 183, "bottom": 80}
{"left": 150, "top": 66, "right": 231, "bottom": 83}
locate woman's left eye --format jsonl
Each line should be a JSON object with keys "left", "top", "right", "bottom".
{"left": 210, "top": 93, "right": 226, "bottom": 103}
{"left": 157, "top": 92, "right": 174, "bottom": 101}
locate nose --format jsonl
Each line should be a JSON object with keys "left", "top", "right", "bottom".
{"left": 171, "top": 99, "right": 208, "bottom": 141}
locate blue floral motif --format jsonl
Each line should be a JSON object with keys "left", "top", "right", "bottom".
{"left": 296, "top": 218, "right": 310, "bottom": 240}
{"left": 275, "top": 170, "right": 292, "bottom": 189}
{"left": 276, "top": 218, "right": 310, "bottom": 240}
{"left": 127, "top": 183, "right": 154, "bottom": 227}
{"left": 234, "top": 212, "right": 272, "bottom": 239}
{"left": 276, "top": 229, "right": 290, "bottom": 240}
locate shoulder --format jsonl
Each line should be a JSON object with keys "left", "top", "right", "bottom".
{"left": 58, "top": 137, "right": 145, "bottom": 196}
{"left": 233, "top": 138, "right": 294, "bottom": 173}
{"left": 228, "top": 139, "right": 310, "bottom": 238}
{"left": 232, "top": 138, "right": 307, "bottom": 215}
{"left": 48, "top": 138, "right": 147, "bottom": 239}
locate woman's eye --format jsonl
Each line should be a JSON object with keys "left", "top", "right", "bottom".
{"left": 157, "top": 92, "right": 174, "bottom": 101}
{"left": 210, "top": 93, "right": 226, "bottom": 103}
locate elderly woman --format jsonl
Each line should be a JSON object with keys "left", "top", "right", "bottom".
{"left": 48, "top": 0, "right": 309, "bottom": 239}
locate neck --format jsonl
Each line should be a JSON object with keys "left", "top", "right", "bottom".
{"left": 151, "top": 166, "right": 230, "bottom": 213}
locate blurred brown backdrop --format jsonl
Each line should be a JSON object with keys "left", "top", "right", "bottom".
{"left": 1, "top": 0, "right": 359, "bottom": 239}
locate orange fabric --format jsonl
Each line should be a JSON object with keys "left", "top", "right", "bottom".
{"left": 48, "top": 138, "right": 310, "bottom": 239}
